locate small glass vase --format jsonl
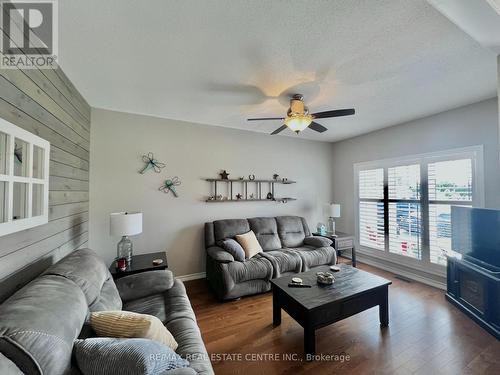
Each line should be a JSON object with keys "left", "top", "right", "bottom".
{"left": 117, "top": 235, "right": 133, "bottom": 263}
{"left": 327, "top": 217, "right": 336, "bottom": 235}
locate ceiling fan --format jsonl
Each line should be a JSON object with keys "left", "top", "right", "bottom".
{"left": 247, "top": 94, "right": 355, "bottom": 135}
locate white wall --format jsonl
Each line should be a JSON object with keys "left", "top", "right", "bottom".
{"left": 89, "top": 109, "right": 334, "bottom": 277}
{"left": 331, "top": 98, "right": 500, "bottom": 235}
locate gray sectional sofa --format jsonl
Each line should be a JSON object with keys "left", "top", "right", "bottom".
{"left": 0, "top": 249, "right": 214, "bottom": 375}
{"left": 205, "top": 216, "right": 337, "bottom": 300}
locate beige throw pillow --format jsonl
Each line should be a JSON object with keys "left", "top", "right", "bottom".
{"left": 235, "top": 230, "right": 263, "bottom": 259}
{"left": 90, "top": 311, "right": 178, "bottom": 350}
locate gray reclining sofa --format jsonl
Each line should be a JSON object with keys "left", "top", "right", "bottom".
{"left": 0, "top": 249, "right": 214, "bottom": 375}
{"left": 205, "top": 216, "right": 337, "bottom": 300}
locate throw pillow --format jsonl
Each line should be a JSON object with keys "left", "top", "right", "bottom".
{"left": 218, "top": 238, "right": 246, "bottom": 262}
{"left": 90, "top": 311, "right": 178, "bottom": 350}
{"left": 235, "top": 230, "right": 263, "bottom": 259}
{"left": 74, "top": 338, "right": 189, "bottom": 375}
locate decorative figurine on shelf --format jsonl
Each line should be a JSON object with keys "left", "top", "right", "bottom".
{"left": 140, "top": 152, "right": 166, "bottom": 174}
{"left": 236, "top": 193, "right": 243, "bottom": 200}
{"left": 266, "top": 192, "right": 273, "bottom": 200}
{"left": 273, "top": 173, "right": 279, "bottom": 180}
{"left": 219, "top": 170, "right": 230, "bottom": 180}
{"left": 216, "top": 195, "right": 223, "bottom": 201}
{"left": 159, "top": 176, "right": 181, "bottom": 197}
{"left": 248, "top": 174, "right": 255, "bottom": 181}
{"left": 249, "top": 193, "right": 255, "bottom": 199}
{"left": 282, "top": 177, "right": 288, "bottom": 183}
{"left": 317, "top": 222, "right": 327, "bottom": 236}
{"left": 239, "top": 176, "right": 244, "bottom": 180}
{"left": 207, "top": 195, "right": 215, "bottom": 201}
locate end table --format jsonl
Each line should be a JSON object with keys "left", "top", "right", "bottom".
{"left": 313, "top": 231, "right": 356, "bottom": 267}
{"left": 110, "top": 251, "right": 168, "bottom": 279}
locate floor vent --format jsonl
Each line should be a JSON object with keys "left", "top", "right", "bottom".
{"left": 394, "top": 275, "right": 412, "bottom": 283}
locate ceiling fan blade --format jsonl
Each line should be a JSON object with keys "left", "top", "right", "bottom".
{"left": 271, "top": 125, "right": 287, "bottom": 135}
{"left": 247, "top": 117, "right": 285, "bottom": 121}
{"left": 308, "top": 121, "right": 328, "bottom": 133}
{"left": 311, "top": 108, "right": 355, "bottom": 119}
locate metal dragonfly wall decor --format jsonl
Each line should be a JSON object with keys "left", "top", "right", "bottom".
{"left": 140, "top": 152, "right": 166, "bottom": 174}
{"left": 159, "top": 176, "right": 181, "bottom": 197}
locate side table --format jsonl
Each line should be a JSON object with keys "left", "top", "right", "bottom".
{"left": 109, "top": 251, "right": 168, "bottom": 279}
{"left": 313, "top": 231, "right": 357, "bottom": 267}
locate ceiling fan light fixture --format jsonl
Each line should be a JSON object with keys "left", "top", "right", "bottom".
{"left": 285, "top": 114, "right": 312, "bottom": 133}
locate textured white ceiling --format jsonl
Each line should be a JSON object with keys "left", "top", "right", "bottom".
{"left": 58, "top": 0, "right": 498, "bottom": 142}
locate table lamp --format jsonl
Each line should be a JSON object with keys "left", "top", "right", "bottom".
{"left": 110, "top": 212, "right": 142, "bottom": 263}
{"left": 328, "top": 204, "right": 341, "bottom": 235}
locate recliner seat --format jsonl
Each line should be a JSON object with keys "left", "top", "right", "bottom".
{"left": 205, "top": 216, "right": 337, "bottom": 300}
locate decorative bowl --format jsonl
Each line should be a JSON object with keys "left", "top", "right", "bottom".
{"left": 316, "top": 271, "right": 335, "bottom": 285}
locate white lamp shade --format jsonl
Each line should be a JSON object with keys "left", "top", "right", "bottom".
{"left": 330, "top": 204, "right": 341, "bottom": 218}
{"left": 110, "top": 212, "right": 143, "bottom": 236}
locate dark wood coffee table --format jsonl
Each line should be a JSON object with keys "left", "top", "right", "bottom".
{"left": 270, "top": 264, "right": 391, "bottom": 359}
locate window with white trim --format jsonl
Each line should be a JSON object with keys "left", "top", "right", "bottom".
{"left": 0, "top": 117, "right": 50, "bottom": 236}
{"left": 355, "top": 146, "right": 483, "bottom": 269}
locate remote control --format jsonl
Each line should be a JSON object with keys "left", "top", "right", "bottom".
{"left": 288, "top": 283, "right": 312, "bottom": 288}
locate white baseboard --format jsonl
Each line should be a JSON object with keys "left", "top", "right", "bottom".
{"left": 357, "top": 255, "right": 447, "bottom": 290}
{"left": 177, "top": 272, "right": 206, "bottom": 282}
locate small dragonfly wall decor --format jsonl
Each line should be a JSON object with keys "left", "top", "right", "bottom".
{"left": 159, "top": 176, "right": 181, "bottom": 197}
{"left": 140, "top": 152, "right": 166, "bottom": 174}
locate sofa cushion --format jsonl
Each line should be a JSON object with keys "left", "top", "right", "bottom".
{"left": 289, "top": 246, "right": 337, "bottom": 271}
{"left": 225, "top": 255, "right": 273, "bottom": 283}
{"left": 90, "top": 278, "right": 123, "bottom": 312}
{"left": 43, "top": 248, "right": 122, "bottom": 311}
{"left": 123, "top": 293, "right": 167, "bottom": 323}
{"left": 248, "top": 217, "right": 282, "bottom": 250}
{"left": 260, "top": 250, "right": 302, "bottom": 278}
{"left": 276, "top": 216, "right": 310, "bottom": 248}
{"left": 165, "top": 318, "right": 212, "bottom": 375}
{"left": 73, "top": 338, "right": 189, "bottom": 375}
{"left": 213, "top": 219, "right": 250, "bottom": 243}
{"left": 217, "top": 238, "right": 245, "bottom": 262}
{"left": 0, "top": 275, "right": 88, "bottom": 375}
{"left": 123, "top": 281, "right": 196, "bottom": 326}
{"left": 90, "top": 311, "right": 178, "bottom": 350}
{"left": 235, "top": 231, "right": 263, "bottom": 259}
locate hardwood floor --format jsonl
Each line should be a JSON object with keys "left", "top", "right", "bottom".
{"left": 185, "top": 260, "right": 500, "bottom": 375}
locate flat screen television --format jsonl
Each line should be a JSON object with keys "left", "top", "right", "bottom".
{"left": 451, "top": 206, "right": 500, "bottom": 271}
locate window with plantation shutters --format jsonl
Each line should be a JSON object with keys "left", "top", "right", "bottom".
{"left": 355, "top": 146, "right": 483, "bottom": 273}
{"left": 388, "top": 164, "right": 422, "bottom": 260}
{"left": 428, "top": 159, "right": 473, "bottom": 266}
{"left": 359, "top": 169, "right": 385, "bottom": 251}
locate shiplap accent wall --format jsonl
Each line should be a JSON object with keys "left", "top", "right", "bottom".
{"left": 0, "top": 64, "right": 90, "bottom": 302}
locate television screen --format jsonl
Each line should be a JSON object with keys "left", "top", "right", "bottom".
{"left": 451, "top": 206, "right": 500, "bottom": 269}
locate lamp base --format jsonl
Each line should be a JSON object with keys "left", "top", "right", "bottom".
{"left": 117, "top": 235, "right": 133, "bottom": 263}
{"left": 327, "top": 217, "right": 336, "bottom": 235}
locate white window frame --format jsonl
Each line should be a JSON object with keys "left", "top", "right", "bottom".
{"left": 354, "top": 146, "right": 484, "bottom": 277}
{"left": 0, "top": 117, "right": 50, "bottom": 236}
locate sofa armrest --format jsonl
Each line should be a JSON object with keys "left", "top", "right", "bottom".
{"left": 207, "top": 246, "right": 234, "bottom": 263}
{"left": 304, "top": 236, "right": 333, "bottom": 248}
{"left": 115, "top": 269, "right": 174, "bottom": 302}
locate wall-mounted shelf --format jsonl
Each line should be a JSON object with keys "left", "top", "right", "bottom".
{"left": 205, "top": 178, "right": 296, "bottom": 184}
{"left": 204, "top": 178, "right": 297, "bottom": 203}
